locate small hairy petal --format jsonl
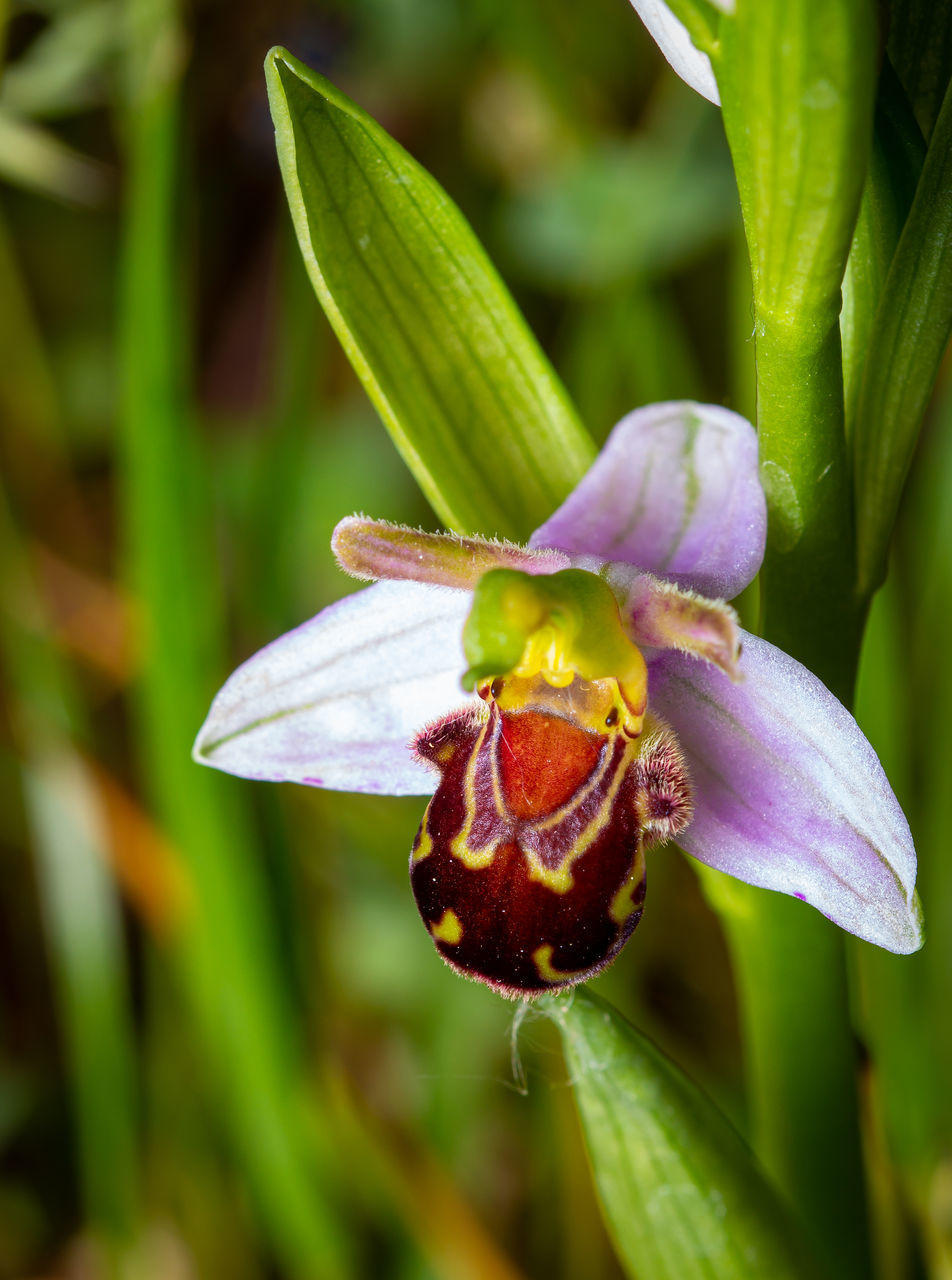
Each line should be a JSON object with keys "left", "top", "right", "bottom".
{"left": 625, "top": 573, "right": 742, "bottom": 679}
{"left": 634, "top": 716, "right": 694, "bottom": 846}
{"left": 333, "top": 516, "right": 569, "bottom": 588}
{"left": 193, "top": 580, "right": 472, "bottom": 795}
{"left": 648, "top": 635, "right": 922, "bottom": 954}
{"left": 531, "top": 402, "right": 765, "bottom": 601}
{"left": 627, "top": 1, "right": 721, "bottom": 104}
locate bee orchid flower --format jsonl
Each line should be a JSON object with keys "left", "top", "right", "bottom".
{"left": 194, "top": 401, "right": 921, "bottom": 996}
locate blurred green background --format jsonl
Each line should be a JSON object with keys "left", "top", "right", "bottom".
{"left": 0, "top": 1, "right": 948, "bottom": 1277}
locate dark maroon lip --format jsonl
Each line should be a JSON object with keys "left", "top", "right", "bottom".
{"left": 410, "top": 695, "right": 691, "bottom": 995}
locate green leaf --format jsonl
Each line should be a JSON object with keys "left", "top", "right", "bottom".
{"left": 118, "top": 13, "right": 350, "bottom": 1274}
{"left": 905, "top": 377, "right": 952, "bottom": 1156}
{"left": 265, "top": 47, "right": 594, "bottom": 542}
{"left": 842, "top": 60, "right": 925, "bottom": 440}
{"left": 719, "top": 1, "right": 875, "bottom": 327}
{"left": 542, "top": 988, "right": 820, "bottom": 1280}
{"left": 694, "top": 877, "right": 870, "bottom": 1280}
{"left": 888, "top": 0, "right": 952, "bottom": 140}
{"left": 853, "top": 74, "right": 952, "bottom": 594}
{"left": 26, "top": 750, "right": 140, "bottom": 1246}
{"left": 854, "top": 580, "right": 934, "bottom": 1182}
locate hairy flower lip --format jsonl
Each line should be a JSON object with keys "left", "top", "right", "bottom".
{"left": 409, "top": 692, "right": 690, "bottom": 995}
{"left": 194, "top": 399, "right": 922, "bottom": 957}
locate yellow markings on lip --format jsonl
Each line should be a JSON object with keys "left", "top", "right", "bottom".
{"left": 447, "top": 715, "right": 504, "bottom": 870}
{"left": 609, "top": 851, "right": 646, "bottom": 924}
{"left": 431, "top": 741, "right": 456, "bottom": 766}
{"left": 412, "top": 819, "right": 434, "bottom": 864}
{"left": 449, "top": 839, "right": 498, "bottom": 869}
{"left": 532, "top": 944, "right": 589, "bottom": 985}
{"left": 525, "top": 853, "right": 576, "bottom": 895}
{"left": 430, "top": 909, "right": 463, "bottom": 945}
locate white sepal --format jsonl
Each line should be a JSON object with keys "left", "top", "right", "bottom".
{"left": 194, "top": 580, "right": 473, "bottom": 796}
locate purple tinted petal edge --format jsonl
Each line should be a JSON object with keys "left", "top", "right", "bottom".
{"left": 648, "top": 633, "right": 921, "bottom": 954}
{"left": 531, "top": 402, "right": 766, "bottom": 601}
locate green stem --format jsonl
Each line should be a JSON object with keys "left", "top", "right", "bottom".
{"left": 713, "top": 6, "right": 878, "bottom": 1272}
{"left": 737, "top": 320, "right": 868, "bottom": 1280}
{"left": 710, "top": 884, "right": 868, "bottom": 1279}
{"left": 726, "top": 308, "right": 870, "bottom": 1280}
{"left": 724, "top": 313, "right": 872, "bottom": 1280}
{"left": 755, "top": 319, "right": 864, "bottom": 703}
{"left": 842, "top": 58, "right": 925, "bottom": 444}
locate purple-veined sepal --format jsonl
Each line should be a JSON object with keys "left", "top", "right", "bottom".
{"left": 532, "top": 402, "right": 765, "bottom": 602}
{"left": 648, "top": 633, "right": 923, "bottom": 954}
{"left": 192, "top": 579, "right": 471, "bottom": 796}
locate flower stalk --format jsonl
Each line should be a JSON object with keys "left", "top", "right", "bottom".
{"left": 753, "top": 323, "right": 865, "bottom": 700}
{"left": 713, "top": 3, "right": 879, "bottom": 1270}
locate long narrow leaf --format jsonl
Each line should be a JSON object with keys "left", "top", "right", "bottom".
{"left": 265, "top": 47, "right": 594, "bottom": 541}
{"left": 888, "top": 0, "right": 952, "bottom": 139}
{"left": 26, "top": 750, "right": 139, "bottom": 1246}
{"left": 841, "top": 60, "right": 925, "bottom": 439}
{"left": 542, "top": 988, "right": 820, "bottom": 1280}
{"left": 117, "top": 5, "right": 349, "bottom": 1273}
{"left": 853, "top": 74, "right": 952, "bottom": 594}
